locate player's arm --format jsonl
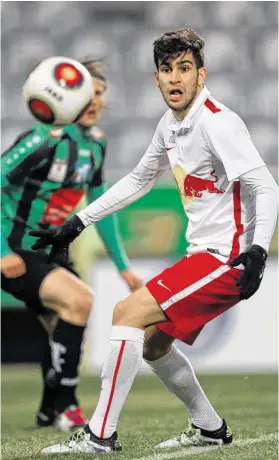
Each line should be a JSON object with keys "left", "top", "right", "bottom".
{"left": 1, "top": 128, "right": 56, "bottom": 276}
{"left": 79, "top": 155, "right": 166, "bottom": 227}
{"left": 78, "top": 118, "right": 168, "bottom": 226}
{"left": 1, "top": 128, "right": 52, "bottom": 187}
{"left": 204, "top": 111, "right": 278, "bottom": 253}
{"left": 0, "top": 224, "right": 26, "bottom": 278}
{"left": 238, "top": 166, "right": 278, "bottom": 252}
{"left": 204, "top": 112, "right": 278, "bottom": 299}
{"left": 1, "top": 185, "right": 26, "bottom": 275}
{"left": 29, "top": 118, "right": 169, "bottom": 262}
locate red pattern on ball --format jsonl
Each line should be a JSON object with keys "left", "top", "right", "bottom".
{"left": 55, "top": 63, "right": 82, "bottom": 87}
{"left": 29, "top": 99, "right": 53, "bottom": 121}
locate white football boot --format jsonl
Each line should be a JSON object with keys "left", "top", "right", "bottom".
{"left": 155, "top": 419, "right": 233, "bottom": 449}
{"left": 41, "top": 425, "right": 122, "bottom": 454}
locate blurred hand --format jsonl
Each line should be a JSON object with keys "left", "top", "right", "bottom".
{"left": 120, "top": 269, "right": 143, "bottom": 292}
{"left": 1, "top": 253, "right": 26, "bottom": 278}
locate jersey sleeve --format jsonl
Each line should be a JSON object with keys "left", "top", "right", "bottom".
{"left": 204, "top": 111, "right": 265, "bottom": 182}
{"left": 1, "top": 127, "right": 57, "bottom": 187}
{"left": 77, "top": 120, "right": 168, "bottom": 227}
{"left": 1, "top": 227, "right": 13, "bottom": 257}
{"left": 140, "top": 116, "right": 169, "bottom": 172}
{"left": 239, "top": 166, "right": 278, "bottom": 252}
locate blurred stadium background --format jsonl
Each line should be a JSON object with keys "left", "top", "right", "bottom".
{"left": 1, "top": 1, "right": 278, "bottom": 178}
{"left": 1, "top": 1, "right": 278, "bottom": 376}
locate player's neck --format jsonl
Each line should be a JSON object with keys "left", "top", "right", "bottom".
{"left": 76, "top": 123, "right": 93, "bottom": 135}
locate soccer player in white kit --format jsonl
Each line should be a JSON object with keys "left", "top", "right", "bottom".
{"left": 32, "top": 29, "right": 278, "bottom": 454}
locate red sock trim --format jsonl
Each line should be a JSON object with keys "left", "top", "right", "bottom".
{"left": 100, "top": 340, "right": 126, "bottom": 438}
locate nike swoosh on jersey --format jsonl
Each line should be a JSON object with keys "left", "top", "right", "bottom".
{"left": 157, "top": 279, "right": 172, "bottom": 292}
{"left": 167, "top": 147, "right": 175, "bottom": 151}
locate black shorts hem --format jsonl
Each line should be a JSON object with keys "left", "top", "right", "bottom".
{"left": 1, "top": 249, "right": 79, "bottom": 315}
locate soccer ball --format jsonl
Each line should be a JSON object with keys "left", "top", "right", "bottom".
{"left": 23, "top": 56, "right": 94, "bottom": 126}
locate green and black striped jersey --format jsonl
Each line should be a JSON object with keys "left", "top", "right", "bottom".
{"left": 1, "top": 122, "right": 129, "bottom": 272}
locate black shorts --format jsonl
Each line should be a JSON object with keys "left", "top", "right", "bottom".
{"left": 1, "top": 249, "right": 79, "bottom": 316}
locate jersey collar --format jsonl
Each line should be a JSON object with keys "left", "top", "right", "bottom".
{"left": 167, "top": 86, "right": 211, "bottom": 131}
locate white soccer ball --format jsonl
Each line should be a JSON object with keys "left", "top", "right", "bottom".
{"left": 23, "top": 56, "right": 94, "bottom": 126}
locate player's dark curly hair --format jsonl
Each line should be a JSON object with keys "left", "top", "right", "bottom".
{"left": 79, "top": 58, "right": 107, "bottom": 90}
{"left": 153, "top": 28, "right": 205, "bottom": 70}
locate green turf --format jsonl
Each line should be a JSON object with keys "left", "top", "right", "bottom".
{"left": 1, "top": 366, "right": 278, "bottom": 460}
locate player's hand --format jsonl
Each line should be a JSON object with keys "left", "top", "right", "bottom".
{"left": 1, "top": 253, "right": 26, "bottom": 278}
{"left": 120, "top": 269, "right": 143, "bottom": 292}
{"left": 29, "top": 215, "right": 85, "bottom": 249}
{"left": 29, "top": 226, "right": 70, "bottom": 265}
{"left": 230, "top": 245, "right": 267, "bottom": 300}
{"left": 29, "top": 215, "right": 85, "bottom": 264}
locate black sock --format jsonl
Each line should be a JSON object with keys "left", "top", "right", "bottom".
{"left": 50, "top": 319, "right": 85, "bottom": 413}
{"left": 38, "top": 336, "right": 57, "bottom": 416}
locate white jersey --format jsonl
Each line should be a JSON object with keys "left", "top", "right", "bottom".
{"left": 141, "top": 86, "right": 266, "bottom": 259}
{"left": 78, "top": 86, "right": 277, "bottom": 258}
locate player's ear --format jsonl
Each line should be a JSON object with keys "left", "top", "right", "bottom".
{"left": 154, "top": 71, "right": 160, "bottom": 87}
{"left": 198, "top": 67, "right": 207, "bottom": 88}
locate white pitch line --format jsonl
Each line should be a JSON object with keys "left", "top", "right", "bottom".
{"left": 138, "top": 432, "right": 278, "bottom": 460}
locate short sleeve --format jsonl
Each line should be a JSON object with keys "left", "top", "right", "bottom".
{"left": 204, "top": 111, "right": 265, "bottom": 182}
{"left": 140, "top": 116, "right": 169, "bottom": 172}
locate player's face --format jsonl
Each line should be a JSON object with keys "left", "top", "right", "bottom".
{"left": 78, "top": 79, "right": 105, "bottom": 127}
{"left": 155, "top": 52, "right": 207, "bottom": 120}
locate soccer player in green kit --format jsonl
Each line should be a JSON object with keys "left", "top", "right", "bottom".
{"left": 1, "top": 59, "right": 142, "bottom": 431}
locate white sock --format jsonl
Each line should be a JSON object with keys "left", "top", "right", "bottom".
{"left": 145, "top": 345, "right": 222, "bottom": 431}
{"left": 89, "top": 325, "right": 144, "bottom": 438}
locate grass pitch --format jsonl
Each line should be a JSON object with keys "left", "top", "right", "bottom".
{"left": 1, "top": 366, "right": 278, "bottom": 460}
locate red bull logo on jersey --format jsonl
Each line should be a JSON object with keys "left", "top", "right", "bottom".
{"left": 184, "top": 170, "right": 224, "bottom": 198}
{"left": 173, "top": 165, "right": 224, "bottom": 206}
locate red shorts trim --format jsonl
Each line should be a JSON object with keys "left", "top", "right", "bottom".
{"left": 146, "top": 253, "right": 241, "bottom": 345}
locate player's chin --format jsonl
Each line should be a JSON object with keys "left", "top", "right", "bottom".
{"left": 80, "top": 117, "right": 96, "bottom": 128}
{"left": 168, "top": 101, "right": 187, "bottom": 111}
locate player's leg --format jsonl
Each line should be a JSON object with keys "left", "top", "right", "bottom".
{"left": 37, "top": 266, "right": 93, "bottom": 429}
{"left": 88, "top": 286, "right": 167, "bottom": 434}
{"left": 41, "top": 253, "right": 240, "bottom": 454}
{"left": 38, "top": 312, "right": 58, "bottom": 335}
{"left": 143, "top": 326, "right": 227, "bottom": 447}
{"left": 36, "top": 312, "right": 58, "bottom": 427}
{"left": 1, "top": 250, "right": 93, "bottom": 430}
{"left": 42, "top": 286, "right": 168, "bottom": 454}
{"left": 36, "top": 312, "right": 87, "bottom": 430}
{"left": 142, "top": 253, "right": 240, "bottom": 449}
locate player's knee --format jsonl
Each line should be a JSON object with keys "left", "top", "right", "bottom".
{"left": 67, "top": 289, "right": 94, "bottom": 323}
{"left": 112, "top": 297, "right": 141, "bottom": 326}
{"left": 78, "top": 289, "right": 94, "bottom": 320}
{"left": 112, "top": 299, "right": 130, "bottom": 324}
